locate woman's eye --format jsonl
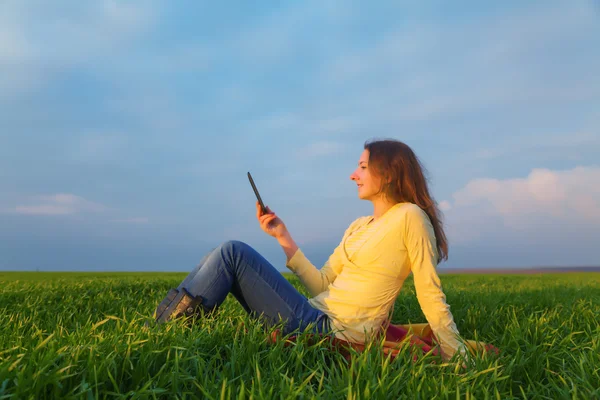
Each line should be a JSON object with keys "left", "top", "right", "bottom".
{"left": 361, "top": 166, "right": 366, "bottom": 169}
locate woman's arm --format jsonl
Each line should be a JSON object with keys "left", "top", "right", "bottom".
{"left": 404, "top": 206, "right": 468, "bottom": 360}
{"left": 256, "top": 201, "right": 349, "bottom": 297}
{"left": 277, "top": 231, "right": 300, "bottom": 263}
{"left": 280, "top": 231, "right": 345, "bottom": 298}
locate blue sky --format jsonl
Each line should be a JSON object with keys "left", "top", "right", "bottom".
{"left": 1, "top": 0, "right": 599, "bottom": 271}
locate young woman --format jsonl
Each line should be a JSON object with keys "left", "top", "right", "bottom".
{"left": 152, "top": 139, "right": 467, "bottom": 361}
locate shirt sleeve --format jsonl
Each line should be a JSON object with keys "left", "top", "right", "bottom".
{"left": 285, "top": 218, "right": 362, "bottom": 298}
{"left": 404, "top": 206, "right": 467, "bottom": 359}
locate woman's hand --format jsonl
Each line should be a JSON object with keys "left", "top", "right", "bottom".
{"left": 442, "top": 345, "right": 472, "bottom": 371}
{"left": 256, "top": 201, "right": 288, "bottom": 239}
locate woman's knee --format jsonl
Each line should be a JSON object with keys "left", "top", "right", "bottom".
{"left": 219, "top": 240, "right": 250, "bottom": 254}
{"left": 216, "top": 240, "right": 254, "bottom": 267}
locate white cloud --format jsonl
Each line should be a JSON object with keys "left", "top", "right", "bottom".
{"left": 442, "top": 166, "right": 600, "bottom": 244}
{"left": 7, "top": 193, "right": 107, "bottom": 216}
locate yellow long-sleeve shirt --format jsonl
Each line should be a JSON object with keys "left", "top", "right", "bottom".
{"left": 286, "top": 202, "right": 466, "bottom": 358}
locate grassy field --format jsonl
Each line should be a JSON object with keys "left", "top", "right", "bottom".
{"left": 0, "top": 271, "right": 598, "bottom": 399}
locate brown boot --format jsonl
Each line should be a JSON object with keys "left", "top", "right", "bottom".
{"left": 154, "top": 288, "right": 209, "bottom": 323}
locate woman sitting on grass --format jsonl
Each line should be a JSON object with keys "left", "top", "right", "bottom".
{"left": 153, "top": 138, "right": 468, "bottom": 362}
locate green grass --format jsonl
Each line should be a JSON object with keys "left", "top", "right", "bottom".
{"left": 0, "top": 272, "right": 599, "bottom": 399}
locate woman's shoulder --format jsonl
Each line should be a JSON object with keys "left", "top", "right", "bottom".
{"left": 389, "top": 202, "right": 423, "bottom": 218}
{"left": 389, "top": 203, "right": 430, "bottom": 226}
{"left": 395, "top": 203, "right": 436, "bottom": 238}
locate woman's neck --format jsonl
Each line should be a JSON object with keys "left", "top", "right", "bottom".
{"left": 371, "top": 198, "right": 399, "bottom": 221}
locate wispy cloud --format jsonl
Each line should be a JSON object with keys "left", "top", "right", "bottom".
{"left": 0, "top": 0, "right": 157, "bottom": 98}
{"left": 313, "top": 1, "right": 600, "bottom": 126}
{"left": 475, "top": 132, "right": 600, "bottom": 161}
{"left": 296, "top": 141, "right": 346, "bottom": 159}
{"left": 110, "top": 217, "right": 149, "bottom": 224}
{"left": 7, "top": 194, "right": 107, "bottom": 216}
{"left": 68, "top": 133, "right": 130, "bottom": 165}
{"left": 241, "top": 113, "right": 360, "bottom": 141}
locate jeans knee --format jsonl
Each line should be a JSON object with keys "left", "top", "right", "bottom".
{"left": 219, "top": 240, "right": 249, "bottom": 254}
{"left": 217, "top": 240, "right": 251, "bottom": 269}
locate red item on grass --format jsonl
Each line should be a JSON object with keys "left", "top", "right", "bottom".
{"left": 269, "top": 322, "right": 499, "bottom": 362}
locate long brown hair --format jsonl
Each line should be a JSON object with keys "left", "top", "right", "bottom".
{"left": 364, "top": 139, "right": 448, "bottom": 263}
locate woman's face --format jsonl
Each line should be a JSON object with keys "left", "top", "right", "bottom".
{"left": 350, "top": 149, "right": 382, "bottom": 201}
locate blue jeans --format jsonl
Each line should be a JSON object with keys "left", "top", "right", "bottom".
{"left": 178, "top": 240, "right": 330, "bottom": 335}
